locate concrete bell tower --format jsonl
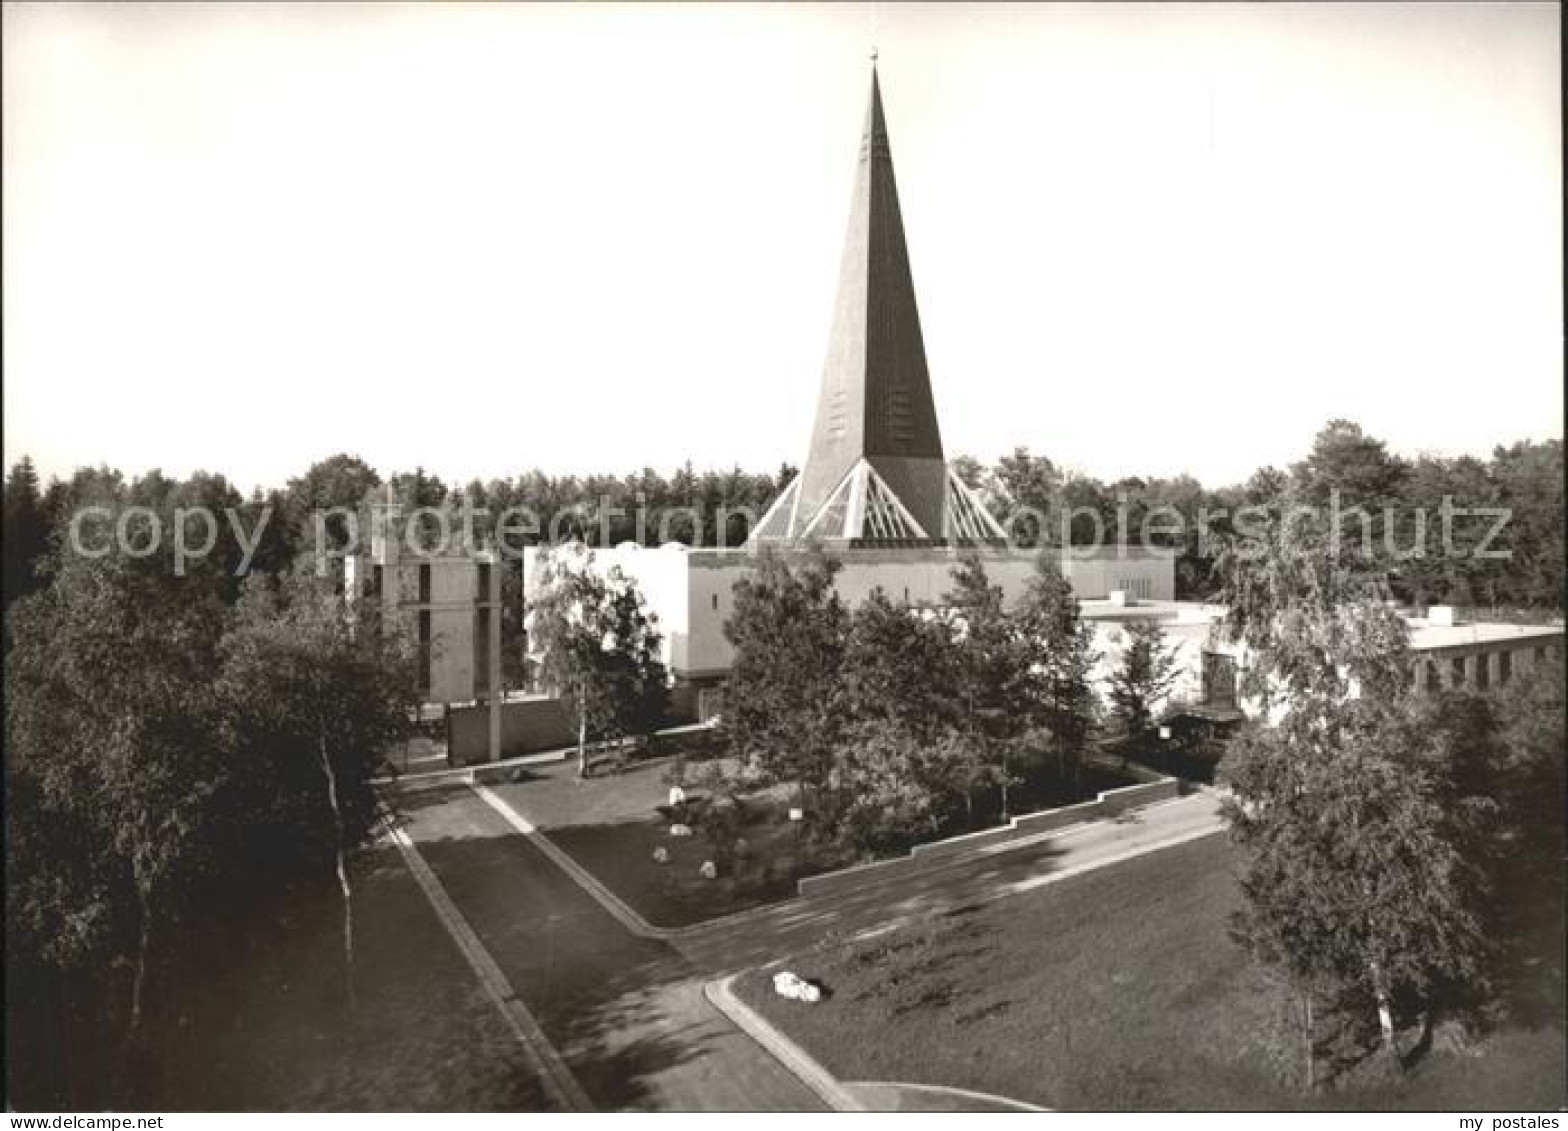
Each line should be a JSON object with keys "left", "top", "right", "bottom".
{"left": 751, "top": 63, "right": 1006, "bottom": 547}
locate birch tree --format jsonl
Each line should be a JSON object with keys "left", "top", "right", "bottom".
{"left": 1216, "top": 510, "right": 1490, "bottom": 1081}
{"left": 5, "top": 516, "right": 233, "bottom": 1036}
{"left": 217, "top": 566, "right": 420, "bottom": 1007}
{"left": 525, "top": 544, "right": 668, "bottom": 778}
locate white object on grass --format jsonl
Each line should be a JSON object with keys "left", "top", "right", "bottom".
{"left": 772, "top": 970, "right": 822, "bottom": 1003}
{"left": 668, "top": 823, "right": 693, "bottom": 837}
{"left": 698, "top": 860, "right": 718, "bottom": 880}
{"left": 652, "top": 846, "right": 670, "bottom": 864}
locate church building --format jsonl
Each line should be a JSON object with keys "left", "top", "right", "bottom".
{"left": 519, "top": 64, "right": 1174, "bottom": 716}
{"left": 364, "top": 65, "right": 1562, "bottom": 763}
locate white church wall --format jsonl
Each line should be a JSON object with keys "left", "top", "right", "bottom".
{"left": 522, "top": 543, "right": 1181, "bottom": 686}
{"left": 1063, "top": 552, "right": 1177, "bottom": 601}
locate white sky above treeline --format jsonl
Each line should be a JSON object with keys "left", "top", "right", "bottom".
{"left": 3, "top": 2, "right": 1561, "bottom": 493}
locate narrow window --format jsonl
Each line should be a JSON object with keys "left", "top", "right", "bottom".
{"left": 474, "top": 610, "right": 489, "bottom": 697}
{"left": 1201, "top": 652, "right": 1237, "bottom": 708}
{"left": 417, "top": 610, "right": 432, "bottom": 697}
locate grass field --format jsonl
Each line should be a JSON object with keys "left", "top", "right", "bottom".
{"left": 489, "top": 750, "right": 1139, "bottom": 929}
{"left": 735, "top": 835, "right": 1566, "bottom": 1112}
{"left": 487, "top": 756, "right": 808, "bottom": 927}
{"left": 147, "top": 845, "right": 553, "bottom": 1111}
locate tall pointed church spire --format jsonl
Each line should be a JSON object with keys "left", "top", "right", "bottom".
{"left": 750, "top": 64, "right": 1006, "bottom": 547}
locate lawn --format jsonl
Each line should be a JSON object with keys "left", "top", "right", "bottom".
{"left": 488, "top": 748, "right": 1140, "bottom": 930}
{"left": 735, "top": 835, "right": 1566, "bottom": 1112}
{"left": 487, "top": 755, "right": 811, "bottom": 928}
{"left": 144, "top": 845, "right": 553, "bottom": 1111}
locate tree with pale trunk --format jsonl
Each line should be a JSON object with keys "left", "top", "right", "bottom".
{"left": 1216, "top": 510, "right": 1491, "bottom": 1086}
{"left": 5, "top": 516, "right": 234, "bottom": 1039}
{"left": 525, "top": 543, "right": 669, "bottom": 779}
{"left": 216, "top": 564, "right": 420, "bottom": 1008}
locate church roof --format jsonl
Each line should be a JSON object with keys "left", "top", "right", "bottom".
{"left": 752, "top": 65, "right": 1006, "bottom": 549}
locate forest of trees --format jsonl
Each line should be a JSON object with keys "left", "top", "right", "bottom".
{"left": 6, "top": 419, "right": 1561, "bottom": 616}
{"left": 964, "top": 423, "right": 1563, "bottom": 610}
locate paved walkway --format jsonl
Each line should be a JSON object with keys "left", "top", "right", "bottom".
{"left": 391, "top": 780, "right": 1225, "bottom": 1110}
{"left": 394, "top": 785, "right": 826, "bottom": 1112}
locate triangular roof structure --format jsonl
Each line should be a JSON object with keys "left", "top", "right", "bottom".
{"left": 751, "top": 65, "right": 1006, "bottom": 548}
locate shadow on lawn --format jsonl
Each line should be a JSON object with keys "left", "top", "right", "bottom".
{"left": 1279, "top": 847, "right": 1566, "bottom": 1094}
{"left": 689, "top": 836, "right": 1079, "bottom": 976}
{"left": 950, "top": 840, "right": 1072, "bottom": 893}
{"left": 1490, "top": 859, "right": 1567, "bottom": 1034}
{"left": 557, "top": 985, "right": 730, "bottom": 1110}
{"left": 58, "top": 827, "right": 562, "bottom": 1111}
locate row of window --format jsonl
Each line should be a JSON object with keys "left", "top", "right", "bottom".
{"left": 365, "top": 562, "right": 432, "bottom": 603}
{"left": 1195, "top": 642, "right": 1558, "bottom": 709}
{"left": 1418, "top": 643, "right": 1556, "bottom": 693}
{"left": 371, "top": 562, "right": 495, "bottom": 605}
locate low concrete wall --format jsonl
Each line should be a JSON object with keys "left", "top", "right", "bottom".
{"left": 447, "top": 693, "right": 704, "bottom": 767}
{"left": 1100, "top": 777, "right": 1181, "bottom": 813}
{"left": 795, "top": 776, "right": 1181, "bottom": 899}
{"left": 907, "top": 823, "right": 1032, "bottom": 861}
{"left": 447, "top": 697, "right": 574, "bottom": 766}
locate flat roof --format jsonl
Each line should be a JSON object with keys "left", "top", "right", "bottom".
{"left": 1078, "top": 600, "right": 1223, "bottom": 626}
{"left": 1077, "top": 600, "right": 1563, "bottom": 649}
{"left": 1409, "top": 621, "right": 1563, "bottom": 651}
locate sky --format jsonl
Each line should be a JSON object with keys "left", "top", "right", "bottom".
{"left": 3, "top": 2, "right": 1561, "bottom": 494}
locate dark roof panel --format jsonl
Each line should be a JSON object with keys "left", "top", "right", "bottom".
{"left": 789, "top": 68, "right": 947, "bottom": 541}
